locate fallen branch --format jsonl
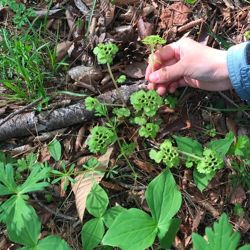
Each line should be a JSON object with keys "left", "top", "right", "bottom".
{"left": 0, "top": 83, "right": 146, "bottom": 142}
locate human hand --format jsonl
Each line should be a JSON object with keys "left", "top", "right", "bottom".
{"left": 145, "top": 38, "right": 232, "bottom": 95}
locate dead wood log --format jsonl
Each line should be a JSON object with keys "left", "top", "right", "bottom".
{"left": 0, "top": 83, "right": 146, "bottom": 142}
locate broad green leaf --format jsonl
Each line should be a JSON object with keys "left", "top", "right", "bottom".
{"left": 0, "top": 163, "right": 17, "bottom": 194}
{"left": 193, "top": 169, "right": 215, "bottom": 192}
{"left": 145, "top": 169, "right": 182, "bottom": 237}
{"left": 18, "top": 166, "right": 50, "bottom": 194}
{"left": 103, "top": 206, "right": 126, "bottom": 228}
{"left": 3, "top": 195, "right": 35, "bottom": 233}
{"left": 208, "top": 132, "right": 234, "bottom": 157}
{"left": 159, "top": 218, "right": 181, "bottom": 249}
{"left": 8, "top": 208, "right": 40, "bottom": 247}
{"left": 35, "top": 236, "right": 71, "bottom": 250}
{"left": 86, "top": 184, "right": 109, "bottom": 217}
{"left": 48, "top": 139, "right": 62, "bottom": 161}
{"left": 174, "top": 136, "right": 203, "bottom": 156}
{"left": 192, "top": 233, "right": 209, "bottom": 250}
{"left": 81, "top": 218, "right": 104, "bottom": 250}
{"left": 102, "top": 208, "right": 158, "bottom": 250}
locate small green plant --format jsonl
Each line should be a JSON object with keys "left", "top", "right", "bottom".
{"left": 0, "top": 163, "right": 50, "bottom": 232}
{"left": 184, "top": 0, "right": 197, "bottom": 4}
{"left": 192, "top": 213, "right": 249, "bottom": 250}
{"left": 142, "top": 35, "right": 166, "bottom": 68}
{"left": 117, "top": 74, "right": 127, "bottom": 84}
{"left": 244, "top": 31, "right": 250, "bottom": 40}
{"left": 93, "top": 42, "right": 125, "bottom": 105}
{"left": 0, "top": 0, "right": 35, "bottom": 27}
{"left": 82, "top": 170, "right": 182, "bottom": 250}
{"left": 164, "top": 95, "right": 178, "bottom": 109}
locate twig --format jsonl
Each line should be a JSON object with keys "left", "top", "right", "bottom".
{"left": 32, "top": 193, "right": 78, "bottom": 221}
{"left": 0, "top": 97, "right": 42, "bottom": 127}
{"left": 219, "top": 91, "right": 250, "bottom": 119}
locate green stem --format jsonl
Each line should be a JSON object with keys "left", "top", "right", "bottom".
{"left": 107, "top": 63, "right": 126, "bottom": 106}
{"left": 177, "top": 150, "right": 203, "bottom": 161}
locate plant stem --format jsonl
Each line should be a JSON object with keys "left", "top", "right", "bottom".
{"left": 177, "top": 150, "right": 203, "bottom": 161}
{"left": 107, "top": 63, "right": 126, "bottom": 106}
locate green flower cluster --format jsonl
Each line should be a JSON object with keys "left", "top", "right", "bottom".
{"left": 149, "top": 140, "right": 179, "bottom": 168}
{"left": 87, "top": 126, "right": 116, "bottom": 154}
{"left": 139, "top": 123, "right": 159, "bottom": 139}
{"left": 196, "top": 149, "right": 223, "bottom": 174}
{"left": 142, "top": 35, "right": 166, "bottom": 47}
{"left": 130, "top": 90, "right": 163, "bottom": 117}
{"left": 93, "top": 43, "right": 119, "bottom": 64}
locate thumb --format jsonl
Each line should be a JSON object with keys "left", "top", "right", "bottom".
{"left": 148, "top": 62, "right": 185, "bottom": 84}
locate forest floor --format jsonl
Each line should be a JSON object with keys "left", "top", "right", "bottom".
{"left": 0, "top": 0, "right": 250, "bottom": 249}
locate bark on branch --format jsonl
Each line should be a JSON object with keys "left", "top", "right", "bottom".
{"left": 0, "top": 83, "right": 146, "bottom": 142}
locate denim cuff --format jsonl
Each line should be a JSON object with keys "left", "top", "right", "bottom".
{"left": 227, "top": 42, "right": 250, "bottom": 104}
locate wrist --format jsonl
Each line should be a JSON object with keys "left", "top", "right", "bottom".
{"left": 227, "top": 42, "right": 250, "bottom": 104}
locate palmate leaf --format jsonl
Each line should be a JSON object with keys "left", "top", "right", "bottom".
{"left": 18, "top": 166, "right": 50, "bottom": 194}
{"left": 0, "top": 163, "right": 17, "bottom": 194}
{"left": 192, "top": 213, "right": 241, "bottom": 250}
{"left": 3, "top": 194, "right": 36, "bottom": 233}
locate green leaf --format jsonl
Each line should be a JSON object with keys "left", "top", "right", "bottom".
{"left": 8, "top": 208, "right": 40, "bottom": 247}
{"left": 174, "top": 136, "right": 203, "bottom": 156}
{"left": 193, "top": 169, "right": 215, "bottom": 192}
{"left": 35, "top": 236, "right": 71, "bottom": 250}
{"left": 102, "top": 208, "right": 158, "bottom": 250}
{"left": 3, "top": 194, "right": 35, "bottom": 233}
{"left": 103, "top": 206, "right": 126, "bottom": 228}
{"left": 81, "top": 218, "right": 104, "bottom": 250}
{"left": 159, "top": 218, "right": 181, "bottom": 249}
{"left": 145, "top": 169, "right": 182, "bottom": 237}
{"left": 192, "top": 213, "right": 241, "bottom": 250}
{"left": 208, "top": 132, "right": 234, "bottom": 157}
{"left": 0, "top": 163, "right": 17, "bottom": 194}
{"left": 149, "top": 149, "right": 163, "bottom": 163}
{"left": 48, "top": 139, "right": 62, "bottom": 161}
{"left": 239, "top": 245, "right": 250, "bottom": 250}
{"left": 18, "top": 166, "right": 50, "bottom": 194}
{"left": 86, "top": 184, "right": 109, "bottom": 217}
{"left": 192, "top": 233, "right": 209, "bottom": 250}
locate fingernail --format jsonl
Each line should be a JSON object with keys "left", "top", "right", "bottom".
{"left": 149, "top": 72, "right": 159, "bottom": 82}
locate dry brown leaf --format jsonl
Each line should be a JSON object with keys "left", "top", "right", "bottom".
{"left": 137, "top": 16, "right": 153, "bottom": 39}
{"left": 72, "top": 147, "right": 113, "bottom": 221}
{"left": 56, "top": 41, "right": 73, "bottom": 62}
{"left": 68, "top": 65, "right": 103, "bottom": 84}
{"left": 121, "top": 62, "right": 147, "bottom": 79}
{"left": 229, "top": 186, "right": 246, "bottom": 204}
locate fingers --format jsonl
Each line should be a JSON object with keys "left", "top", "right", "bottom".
{"left": 149, "top": 61, "right": 184, "bottom": 84}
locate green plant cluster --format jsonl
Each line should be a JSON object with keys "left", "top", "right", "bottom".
{"left": 93, "top": 43, "right": 119, "bottom": 64}
{"left": 196, "top": 148, "right": 223, "bottom": 174}
{"left": 87, "top": 126, "right": 117, "bottom": 154}
{"left": 0, "top": 158, "right": 71, "bottom": 249}
{"left": 82, "top": 170, "right": 182, "bottom": 250}
{"left": 150, "top": 140, "right": 179, "bottom": 167}
{"left": 0, "top": 0, "right": 35, "bottom": 27}
{"left": 131, "top": 90, "right": 163, "bottom": 117}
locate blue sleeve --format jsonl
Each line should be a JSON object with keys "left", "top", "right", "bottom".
{"left": 227, "top": 42, "right": 250, "bottom": 104}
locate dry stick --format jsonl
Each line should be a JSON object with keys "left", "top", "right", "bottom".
{"left": 219, "top": 91, "right": 250, "bottom": 119}
{"left": 107, "top": 63, "right": 126, "bottom": 106}
{"left": 32, "top": 193, "right": 79, "bottom": 221}
{"left": 0, "top": 97, "right": 42, "bottom": 127}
